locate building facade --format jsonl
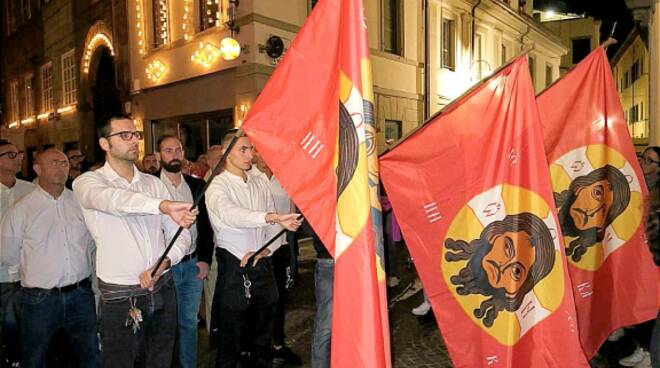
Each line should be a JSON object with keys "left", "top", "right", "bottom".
{"left": 1, "top": 0, "right": 131, "bottom": 173}
{"left": 540, "top": 14, "right": 602, "bottom": 75}
{"left": 2, "top": 0, "right": 568, "bottom": 167}
{"left": 612, "top": 29, "right": 649, "bottom": 146}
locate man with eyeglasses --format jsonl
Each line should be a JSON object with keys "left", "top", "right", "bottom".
{"left": 0, "top": 139, "right": 33, "bottom": 367}
{"left": 72, "top": 114, "right": 198, "bottom": 368}
{"left": 65, "top": 148, "right": 87, "bottom": 189}
{"left": 156, "top": 135, "right": 214, "bottom": 368}
{"left": 1, "top": 148, "right": 98, "bottom": 367}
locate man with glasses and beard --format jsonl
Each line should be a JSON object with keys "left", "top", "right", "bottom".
{"left": 0, "top": 139, "right": 33, "bottom": 367}
{"left": 73, "top": 115, "right": 198, "bottom": 368}
{"left": 156, "top": 135, "right": 214, "bottom": 368}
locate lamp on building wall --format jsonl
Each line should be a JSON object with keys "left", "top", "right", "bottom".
{"left": 470, "top": 59, "right": 492, "bottom": 81}
{"left": 220, "top": 0, "right": 241, "bottom": 61}
{"left": 234, "top": 103, "right": 249, "bottom": 127}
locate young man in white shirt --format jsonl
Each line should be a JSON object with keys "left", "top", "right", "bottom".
{"left": 250, "top": 151, "right": 302, "bottom": 365}
{"left": 0, "top": 139, "right": 34, "bottom": 366}
{"left": 73, "top": 115, "right": 198, "bottom": 368}
{"left": 1, "top": 149, "right": 98, "bottom": 367}
{"left": 157, "top": 135, "right": 214, "bottom": 368}
{"left": 206, "top": 133, "right": 301, "bottom": 367}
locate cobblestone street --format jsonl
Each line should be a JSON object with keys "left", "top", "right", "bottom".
{"left": 199, "top": 238, "right": 454, "bottom": 367}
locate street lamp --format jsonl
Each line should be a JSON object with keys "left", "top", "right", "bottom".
{"left": 470, "top": 59, "right": 492, "bottom": 81}
{"left": 221, "top": 0, "right": 240, "bottom": 61}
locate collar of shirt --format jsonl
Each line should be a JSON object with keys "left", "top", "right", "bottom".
{"left": 160, "top": 170, "right": 184, "bottom": 189}
{"left": 100, "top": 161, "right": 144, "bottom": 186}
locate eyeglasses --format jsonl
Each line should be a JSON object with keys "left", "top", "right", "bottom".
{"left": 68, "top": 154, "right": 85, "bottom": 161}
{"left": 105, "top": 131, "right": 144, "bottom": 141}
{"left": 0, "top": 151, "right": 24, "bottom": 159}
{"left": 642, "top": 156, "right": 660, "bottom": 165}
{"left": 41, "top": 160, "right": 69, "bottom": 168}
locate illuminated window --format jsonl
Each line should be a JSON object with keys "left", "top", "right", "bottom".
{"left": 41, "top": 63, "right": 54, "bottom": 112}
{"left": 61, "top": 50, "right": 78, "bottom": 106}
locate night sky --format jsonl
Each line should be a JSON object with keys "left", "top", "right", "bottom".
{"left": 534, "top": 0, "right": 635, "bottom": 57}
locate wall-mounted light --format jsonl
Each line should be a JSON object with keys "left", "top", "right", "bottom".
{"left": 221, "top": 0, "right": 241, "bottom": 61}
{"left": 220, "top": 37, "right": 241, "bottom": 60}
{"left": 192, "top": 42, "right": 222, "bottom": 67}
{"left": 234, "top": 103, "right": 249, "bottom": 127}
{"left": 146, "top": 60, "right": 168, "bottom": 81}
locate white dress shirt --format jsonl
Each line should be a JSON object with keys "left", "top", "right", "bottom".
{"left": 0, "top": 179, "right": 34, "bottom": 282}
{"left": 160, "top": 171, "right": 197, "bottom": 255}
{"left": 205, "top": 170, "right": 283, "bottom": 260}
{"left": 73, "top": 162, "right": 191, "bottom": 285}
{"left": 249, "top": 167, "right": 292, "bottom": 245}
{"left": 1, "top": 186, "right": 94, "bottom": 289}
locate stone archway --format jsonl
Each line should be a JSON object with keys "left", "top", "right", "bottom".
{"left": 79, "top": 22, "right": 122, "bottom": 162}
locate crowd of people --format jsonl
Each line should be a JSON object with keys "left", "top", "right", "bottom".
{"left": 0, "top": 114, "right": 310, "bottom": 368}
{"left": 0, "top": 114, "right": 658, "bottom": 368}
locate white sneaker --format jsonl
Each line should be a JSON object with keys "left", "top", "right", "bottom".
{"left": 634, "top": 351, "right": 651, "bottom": 368}
{"left": 412, "top": 300, "right": 431, "bottom": 316}
{"left": 387, "top": 276, "right": 400, "bottom": 287}
{"left": 619, "top": 347, "right": 648, "bottom": 367}
{"left": 607, "top": 327, "right": 625, "bottom": 342}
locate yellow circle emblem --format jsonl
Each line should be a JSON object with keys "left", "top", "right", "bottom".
{"left": 442, "top": 185, "right": 565, "bottom": 346}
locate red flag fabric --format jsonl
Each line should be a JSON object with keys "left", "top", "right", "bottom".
{"left": 380, "top": 57, "right": 589, "bottom": 367}
{"left": 536, "top": 46, "right": 660, "bottom": 358}
{"left": 240, "top": 0, "right": 391, "bottom": 366}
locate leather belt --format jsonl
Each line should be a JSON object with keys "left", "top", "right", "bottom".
{"left": 181, "top": 250, "right": 197, "bottom": 263}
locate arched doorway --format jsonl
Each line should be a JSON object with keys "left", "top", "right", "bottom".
{"left": 91, "top": 47, "right": 122, "bottom": 160}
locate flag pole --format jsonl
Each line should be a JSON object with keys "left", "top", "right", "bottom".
{"left": 150, "top": 133, "right": 240, "bottom": 277}
{"left": 245, "top": 215, "right": 304, "bottom": 266}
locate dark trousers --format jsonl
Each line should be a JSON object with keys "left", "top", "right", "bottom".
{"left": 0, "top": 282, "right": 21, "bottom": 365}
{"left": 272, "top": 244, "right": 291, "bottom": 346}
{"left": 212, "top": 248, "right": 278, "bottom": 368}
{"left": 98, "top": 273, "right": 177, "bottom": 368}
{"left": 20, "top": 280, "right": 98, "bottom": 368}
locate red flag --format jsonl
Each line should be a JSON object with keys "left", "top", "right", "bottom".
{"left": 537, "top": 46, "right": 660, "bottom": 358}
{"left": 380, "top": 57, "right": 589, "bottom": 367}
{"left": 241, "top": 0, "right": 391, "bottom": 366}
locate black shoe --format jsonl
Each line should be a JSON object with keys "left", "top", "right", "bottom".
{"left": 272, "top": 345, "right": 302, "bottom": 366}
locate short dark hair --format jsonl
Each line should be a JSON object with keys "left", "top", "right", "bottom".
{"left": 156, "top": 135, "right": 180, "bottom": 152}
{"left": 97, "top": 114, "right": 133, "bottom": 138}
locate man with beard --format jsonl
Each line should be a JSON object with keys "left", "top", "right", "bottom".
{"left": 553, "top": 165, "right": 630, "bottom": 262}
{"left": 73, "top": 115, "right": 198, "bottom": 368}
{"left": 142, "top": 153, "right": 160, "bottom": 175}
{"left": 445, "top": 212, "right": 556, "bottom": 328}
{"left": 157, "top": 135, "right": 214, "bottom": 368}
{"left": 0, "top": 139, "right": 33, "bottom": 366}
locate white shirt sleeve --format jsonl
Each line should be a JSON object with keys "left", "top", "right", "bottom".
{"left": 206, "top": 180, "right": 270, "bottom": 228}
{"left": 0, "top": 203, "right": 24, "bottom": 279}
{"left": 160, "top": 215, "right": 191, "bottom": 266}
{"left": 265, "top": 191, "right": 284, "bottom": 254}
{"left": 73, "top": 173, "right": 162, "bottom": 216}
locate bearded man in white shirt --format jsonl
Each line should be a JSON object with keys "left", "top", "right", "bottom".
{"left": 1, "top": 149, "right": 98, "bottom": 367}
{"left": 206, "top": 132, "right": 301, "bottom": 368}
{"left": 73, "top": 114, "right": 198, "bottom": 368}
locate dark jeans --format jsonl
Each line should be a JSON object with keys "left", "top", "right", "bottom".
{"left": 311, "top": 259, "right": 333, "bottom": 368}
{"left": 272, "top": 244, "right": 291, "bottom": 346}
{"left": 212, "top": 248, "right": 278, "bottom": 368}
{"left": 651, "top": 311, "right": 660, "bottom": 368}
{"left": 172, "top": 256, "right": 203, "bottom": 368}
{"left": 20, "top": 280, "right": 98, "bottom": 368}
{"left": 0, "top": 282, "right": 21, "bottom": 365}
{"left": 98, "top": 273, "right": 177, "bottom": 368}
